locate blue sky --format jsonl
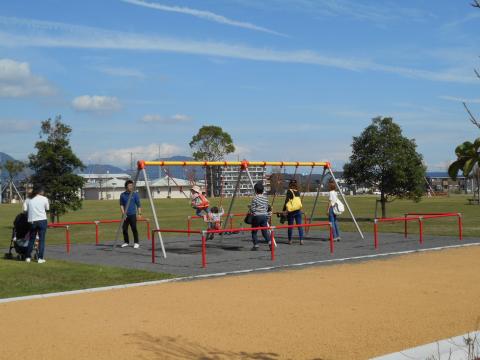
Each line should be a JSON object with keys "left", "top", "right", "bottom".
{"left": 0, "top": 0, "right": 479, "bottom": 172}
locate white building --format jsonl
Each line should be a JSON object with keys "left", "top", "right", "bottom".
{"left": 215, "top": 165, "right": 270, "bottom": 197}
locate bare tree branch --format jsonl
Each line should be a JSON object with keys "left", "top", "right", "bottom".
{"left": 472, "top": 0, "right": 480, "bottom": 8}
{"left": 463, "top": 102, "right": 480, "bottom": 129}
{"left": 475, "top": 68, "right": 480, "bottom": 79}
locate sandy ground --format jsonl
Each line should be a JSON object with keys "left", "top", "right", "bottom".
{"left": 1, "top": 246, "right": 480, "bottom": 360}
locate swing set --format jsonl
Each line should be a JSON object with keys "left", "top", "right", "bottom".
{"left": 114, "top": 160, "right": 364, "bottom": 261}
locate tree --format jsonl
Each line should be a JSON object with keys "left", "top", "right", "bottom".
{"left": 29, "top": 116, "right": 85, "bottom": 222}
{"left": 448, "top": 138, "right": 480, "bottom": 202}
{"left": 189, "top": 125, "right": 235, "bottom": 196}
{"left": 0, "top": 160, "right": 25, "bottom": 203}
{"left": 343, "top": 117, "right": 426, "bottom": 218}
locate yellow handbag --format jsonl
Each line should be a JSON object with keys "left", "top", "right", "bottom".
{"left": 286, "top": 190, "right": 302, "bottom": 212}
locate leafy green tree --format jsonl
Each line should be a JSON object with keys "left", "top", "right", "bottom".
{"left": 189, "top": 125, "right": 235, "bottom": 196}
{"left": 448, "top": 138, "right": 480, "bottom": 202}
{"left": 0, "top": 160, "right": 25, "bottom": 203}
{"left": 343, "top": 117, "right": 426, "bottom": 218}
{"left": 29, "top": 116, "right": 85, "bottom": 222}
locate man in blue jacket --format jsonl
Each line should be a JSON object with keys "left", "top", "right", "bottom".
{"left": 120, "top": 180, "right": 142, "bottom": 248}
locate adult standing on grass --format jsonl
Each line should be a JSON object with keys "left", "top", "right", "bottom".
{"left": 250, "top": 181, "right": 271, "bottom": 251}
{"left": 120, "top": 180, "right": 142, "bottom": 249}
{"left": 283, "top": 179, "right": 304, "bottom": 245}
{"left": 24, "top": 186, "right": 49, "bottom": 263}
{"left": 327, "top": 181, "right": 341, "bottom": 241}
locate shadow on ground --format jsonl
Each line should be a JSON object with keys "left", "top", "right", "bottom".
{"left": 125, "top": 332, "right": 291, "bottom": 360}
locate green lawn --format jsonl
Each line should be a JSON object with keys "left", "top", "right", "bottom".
{"left": 1, "top": 195, "right": 478, "bottom": 250}
{"left": 0, "top": 257, "right": 175, "bottom": 299}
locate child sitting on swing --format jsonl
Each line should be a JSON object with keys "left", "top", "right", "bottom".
{"left": 190, "top": 185, "right": 210, "bottom": 216}
{"left": 203, "top": 206, "right": 224, "bottom": 240}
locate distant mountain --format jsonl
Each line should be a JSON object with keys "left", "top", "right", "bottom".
{"left": 80, "top": 164, "right": 127, "bottom": 175}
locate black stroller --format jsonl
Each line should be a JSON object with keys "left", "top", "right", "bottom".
{"left": 4, "top": 212, "right": 37, "bottom": 260}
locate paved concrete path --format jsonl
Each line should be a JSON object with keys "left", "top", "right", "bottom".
{"left": 41, "top": 229, "right": 479, "bottom": 276}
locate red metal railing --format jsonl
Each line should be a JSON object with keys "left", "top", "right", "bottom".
{"left": 48, "top": 218, "right": 151, "bottom": 254}
{"left": 187, "top": 212, "right": 310, "bottom": 239}
{"left": 152, "top": 221, "right": 332, "bottom": 268}
{"left": 373, "top": 213, "right": 462, "bottom": 249}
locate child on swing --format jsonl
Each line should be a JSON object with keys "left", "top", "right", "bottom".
{"left": 203, "top": 206, "right": 224, "bottom": 240}
{"left": 190, "top": 185, "right": 210, "bottom": 216}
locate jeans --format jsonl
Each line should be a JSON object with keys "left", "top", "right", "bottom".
{"left": 251, "top": 215, "right": 270, "bottom": 246}
{"left": 27, "top": 220, "right": 47, "bottom": 259}
{"left": 287, "top": 210, "right": 304, "bottom": 241}
{"left": 195, "top": 208, "right": 210, "bottom": 217}
{"left": 329, "top": 207, "right": 340, "bottom": 239}
{"left": 122, "top": 214, "right": 139, "bottom": 244}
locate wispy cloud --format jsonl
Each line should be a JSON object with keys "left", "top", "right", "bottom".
{"left": 0, "top": 16, "right": 474, "bottom": 84}
{"left": 87, "top": 143, "right": 183, "bottom": 167}
{"left": 230, "top": 0, "right": 435, "bottom": 23}
{"left": 120, "top": 0, "right": 287, "bottom": 37}
{"left": 72, "top": 95, "right": 122, "bottom": 112}
{"left": 439, "top": 95, "right": 480, "bottom": 104}
{"left": 0, "top": 58, "right": 56, "bottom": 97}
{"left": 0, "top": 119, "right": 37, "bottom": 133}
{"left": 140, "top": 113, "right": 192, "bottom": 124}
{"left": 94, "top": 66, "right": 145, "bottom": 78}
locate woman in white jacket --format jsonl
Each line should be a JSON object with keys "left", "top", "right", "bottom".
{"left": 327, "top": 181, "right": 341, "bottom": 241}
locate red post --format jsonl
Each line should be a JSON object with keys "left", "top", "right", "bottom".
{"left": 146, "top": 221, "right": 151, "bottom": 241}
{"left": 95, "top": 222, "right": 99, "bottom": 245}
{"left": 458, "top": 213, "right": 463, "bottom": 241}
{"left": 151, "top": 230, "right": 155, "bottom": 263}
{"left": 66, "top": 226, "right": 71, "bottom": 254}
{"left": 202, "top": 232, "right": 207, "bottom": 268}
{"left": 187, "top": 216, "right": 191, "bottom": 240}
{"left": 374, "top": 220, "right": 378, "bottom": 249}
{"left": 404, "top": 215, "right": 407, "bottom": 239}
{"left": 329, "top": 224, "right": 334, "bottom": 254}
{"left": 419, "top": 218, "right": 423, "bottom": 244}
{"left": 270, "top": 228, "right": 275, "bottom": 261}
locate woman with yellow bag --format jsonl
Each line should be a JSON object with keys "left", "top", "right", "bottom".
{"left": 283, "top": 179, "right": 304, "bottom": 245}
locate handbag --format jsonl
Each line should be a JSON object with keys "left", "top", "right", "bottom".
{"left": 244, "top": 212, "right": 253, "bottom": 225}
{"left": 286, "top": 190, "right": 302, "bottom": 212}
{"left": 333, "top": 199, "right": 345, "bottom": 215}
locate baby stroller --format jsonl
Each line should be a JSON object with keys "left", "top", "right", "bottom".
{"left": 4, "top": 212, "right": 37, "bottom": 260}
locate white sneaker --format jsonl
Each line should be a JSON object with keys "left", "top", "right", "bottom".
{"left": 37, "top": 259, "right": 46, "bottom": 264}
{"left": 121, "top": 243, "right": 129, "bottom": 248}
{"left": 25, "top": 258, "right": 31, "bottom": 263}
{"left": 133, "top": 243, "right": 140, "bottom": 249}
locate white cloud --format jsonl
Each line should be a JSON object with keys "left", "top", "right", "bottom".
{"left": 120, "top": 0, "right": 287, "bottom": 37}
{"left": 0, "top": 16, "right": 475, "bottom": 84}
{"left": 439, "top": 95, "right": 480, "bottom": 104}
{"left": 0, "top": 119, "right": 36, "bottom": 133}
{"left": 87, "top": 143, "right": 183, "bottom": 167}
{"left": 72, "top": 95, "right": 122, "bottom": 112}
{"left": 95, "top": 66, "right": 145, "bottom": 78}
{"left": 0, "top": 58, "right": 55, "bottom": 97}
{"left": 140, "top": 113, "right": 192, "bottom": 124}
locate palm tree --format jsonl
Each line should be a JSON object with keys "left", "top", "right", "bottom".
{"left": 448, "top": 138, "right": 480, "bottom": 203}
{"left": 0, "top": 160, "right": 26, "bottom": 203}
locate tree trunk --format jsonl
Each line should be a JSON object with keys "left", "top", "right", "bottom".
{"left": 381, "top": 192, "right": 387, "bottom": 218}
{"left": 9, "top": 180, "right": 13, "bottom": 203}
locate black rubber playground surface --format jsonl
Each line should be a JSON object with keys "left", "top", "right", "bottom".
{"left": 42, "top": 229, "right": 480, "bottom": 276}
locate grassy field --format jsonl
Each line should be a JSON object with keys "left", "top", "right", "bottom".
{"left": 0, "top": 258, "right": 175, "bottom": 299}
{"left": 0, "top": 195, "right": 478, "bottom": 250}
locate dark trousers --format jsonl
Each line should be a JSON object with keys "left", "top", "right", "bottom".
{"left": 329, "top": 207, "right": 340, "bottom": 238}
{"left": 123, "top": 214, "right": 139, "bottom": 244}
{"left": 251, "top": 215, "right": 270, "bottom": 246}
{"left": 287, "top": 210, "right": 304, "bottom": 241}
{"left": 27, "top": 220, "right": 47, "bottom": 259}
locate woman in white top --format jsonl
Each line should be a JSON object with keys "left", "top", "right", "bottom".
{"left": 327, "top": 181, "right": 341, "bottom": 241}
{"left": 23, "top": 186, "right": 49, "bottom": 263}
